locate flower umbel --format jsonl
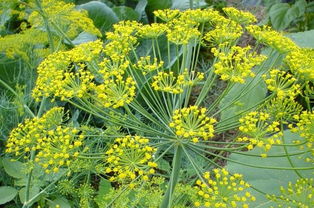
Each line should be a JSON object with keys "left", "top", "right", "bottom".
{"left": 212, "top": 46, "right": 266, "bottom": 83}
{"left": 237, "top": 112, "right": 283, "bottom": 156}
{"left": 268, "top": 178, "right": 314, "bottom": 208}
{"left": 105, "top": 135, "right": 157, "bottom": 183}
{"left": 194, "top": 168, "right": 255, "bottom": 208}
{"left": 169, "top": 106, "right": 216, "bottom": 143}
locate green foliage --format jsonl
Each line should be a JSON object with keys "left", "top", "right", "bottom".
{"left": 48, "top": 197, "right": 71, "bottom": 208}
{"left": 2, "top": 158, "right": 26, "bottom": 179}
{"left": 287, "top": 29, "right": 314, "bottom": 48}
{"left": 219, "top": 76, "right": 267, "bottom": 127}
{"left": 0, "top": 1, "right": 313, "bottom": 208}
{"left": 227, "top": 130, "right": 313, "bottom": 207}
{"left": 78, "top": 1, "right": 119, "bottom": 34}
{"left": 0, "top": 186, "right": 18, "bottom": 205}
{"left": 265, "top": 0, "right": 314, "bottom": 31}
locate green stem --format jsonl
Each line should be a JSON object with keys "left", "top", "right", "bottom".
{"left": 23, "top": 151, "right": 35, "bottom": 208}
{"left": 35, "top": 0, "right": 55, "bottom": 51}
{"left": 280, "top": 123, "right": 303, "bottom": 178}
{"left": 50, "top": 21, "right": 74, "bottom": 47}
{"left": 22, "top": 171, "right": 65, "bottom": 208}
{"left": 37, "top": 97, "right": 46, "bottom": 117}
{"left": 0, "top": 78, "right": 35, "bottom": 117}
{"left": 160, "top": 144, "right": 183, "bottom": 208}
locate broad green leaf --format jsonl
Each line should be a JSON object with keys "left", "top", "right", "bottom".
{"left": 269, "top": 3, "right": 291, "bottom": 30}
{"left": 48, "top": 197, "right": 71, "bottom": 208}
{"left": 42, "top": 168, "right": 66, "bottom": 182}
{"left": 286, "top": 0, "right": 306, "bottom": 24}
{"left": 171, "top": 0, "right": 207, "bottom": 10}
{"left": 135, "top": 0, "right": 148, "bottom": 21}
{"left": 2, "top": 158, "right": 26, "bottom": 179}
{"left": 98, "top": 178, "right": 112, "bottom": 195}
{"left": 294, "top": 0, "right": 307, "bottom": 15}
{"left": 94, "top": 178, "right": 112, "bottom": 205}
{"left": 78, "top": 1, "right": 119, "bottom": 34}
{"left": 0, "top": 186, "right": 18, "bottom": 205}
{"left": 226, "top": 130, "right": 314, "bottom": 208}
{"left": 19, "top": 186, "right": 40, "bottom": 205}
{"left": 263, "top": 0, "right": 281, "bottom": 9}
{"left": 113, "top": 6, "right": 139, "bottom": 21}
{"left": 146, "top": 0, "right": 172, "bottom": 14}
{"left": 72, "top": 32, "right": 97, "bottom": 45}
{"left": 306, "top": 2, "right": 314, "bottom": 13}
{"left": 218, "top": 76, "right": 267, "bottom": 127}
{"left": 286, "top": 29, "right": 314, "bottom": 48}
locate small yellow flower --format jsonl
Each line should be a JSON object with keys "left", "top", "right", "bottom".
{"left": 212, "top": 46, "right": 266, "bottom": 84}
{"left": 152, "top": 70, "right": 203, "bottom": 94}
{"left": 223, "top": 7, "right": 256, "bottom": 25}
{"left": 263, "top": 69, "right": 301, "bottom": 100}
{"left": 246, "top": 25, "right": 297, "bottom": 54}
{"left": 237, "top": 111, "right": 282, "bottom": 156}
{"left": 105, "top": 135, "right": 157, "bottom": 183}
{"left": 169, "top": 106, "right": 216, "bottom": 142}
{"left": 194, "top": 169, "right": 254, "bottom": 207}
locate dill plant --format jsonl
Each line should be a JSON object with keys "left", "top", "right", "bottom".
{"left": 0, "top": 1, "right": 313, "bottom": 208}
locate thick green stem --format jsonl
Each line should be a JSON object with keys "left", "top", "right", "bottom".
{"left": 160, "top": 144, "right": 182, "bottom": 208}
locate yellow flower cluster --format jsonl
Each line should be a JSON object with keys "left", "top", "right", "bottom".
{"left": 263, "top": 97, "right": 303, "bottom": 123}
{"left": 35, "top": 126, "right": 84, "bottom": 174}
{"left": 133, "top": 56, "right": 164, "bottom": 75}
{"left": 6, "top": 107, "right": 84, "bottom": 173}
{"left": 237, "top": 112, "right": 283, "bottom": 156}
{"left": 137, "top": 23, "right": 168, "bottom": 39}
{"left": 104, "top": 21, "right": 140, "bottom": 62}
{"left": 6, "top": 107, "right": 63, "bottom": 156}
{"left": 268, "top": 178, "right": 313, "bottom": 208}
{"left": 166, "top": 18, "right": 201, "bottom": 45}
{"left": 223, "top": 7, "right": 256, "bottom": 25}
{"left": 92, "top": 76, "right": 136, "bottom": 108}
{"left": 0, "top": 28, "right": 50, "bottom": 60}
{"left": 98, "top": 58, "right": 130, "bottom": 78}
{"left": 181, "top": 8, "right": 224, "bottom": 24}
{"left": 204, "top": 20, "right": 242, "bottom": 45}
{"left": 153, "top": 9, "right": 180, "bottom": 22}
{"left": 105, "top": 135, "right": 157, "bottom": 182}
{"left": 286, "top": 48, "right": 314, "bottom": 82}
{"left": 263, "top": 69, "right": 301, "bottom": 100}
{"left": 289, "top": 111, "right": 314, "bottom": 162}
{"left": 212, "top": 46, "right": 266, "bottom": 83}
{"left": 32, "top": 40, "right": 103, "bottom": 101}
{"left": 246, "top": 25, "right": 297, "bottom": 53}
{"left": 194, "top": 169, "right": 255, "bottom": 208}
{"left": 169, "top": 106, "right": 216, "bottom": 143}
{"left": 28, "top": 0, "right": 101, "bottom": 38}
{"left": 151, "top": 70, "right": 204, "bottom": 94}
